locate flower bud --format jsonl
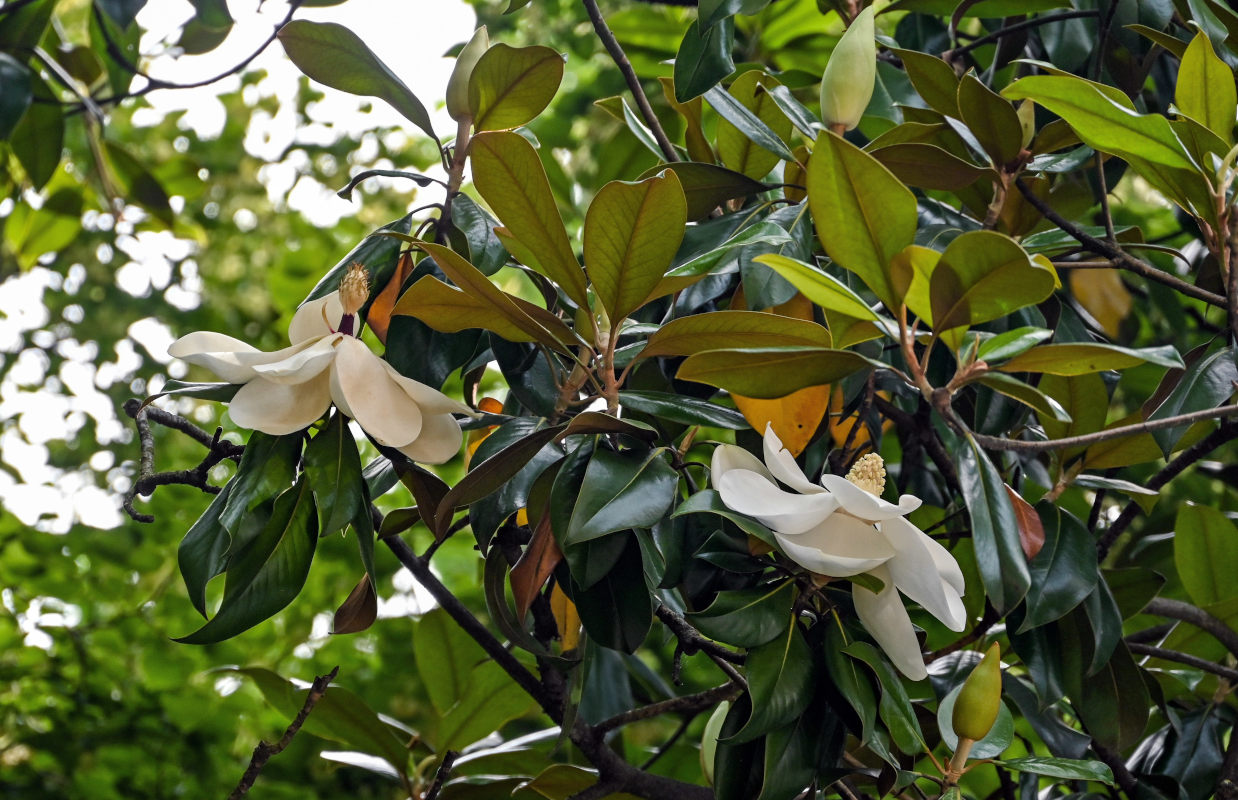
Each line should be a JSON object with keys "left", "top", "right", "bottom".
{"left": 951, "top": 642, "right": 1002, "bottom": 743}
{"left": 819, "top": 7, "right": 876, "bottom": 132}
{"left": 447, "top": 26, "right": 489, "bottom": 122}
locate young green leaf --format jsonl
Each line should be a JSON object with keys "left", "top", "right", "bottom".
{"left": 468, "top": 43, "right": 564, "bottom": 131}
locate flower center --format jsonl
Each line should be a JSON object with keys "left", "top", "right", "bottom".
{"left": 845, "top": 453, "right": 886, "bottom": 497}
{"left": 337, "top": 262, "right": 370, "bottom": 336}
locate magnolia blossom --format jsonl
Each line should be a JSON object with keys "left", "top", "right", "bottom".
{"left": 712, "top": 425, "right": 966, "bottom": 680}
{"left": 168, "top": 264, "right": 474, "bottom": 464}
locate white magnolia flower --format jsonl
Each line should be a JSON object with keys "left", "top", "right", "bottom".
{"left": 711, "top": 425, "right": 966, "bottom": 680}
{"left": 168, "top": 264, "right": 474, "bottom": 464}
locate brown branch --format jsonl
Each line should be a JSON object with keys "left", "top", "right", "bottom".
{"left": 1096, "top": 421, "right": 1238, "bottom": 558}
{"left": 581, "top": 0, "right": 679, "bottom": 163}
{"left": 1127, "top": 641, "right": 1238, "bottom": 681}
{"left": 423, "top": 750, "right": 459, "bottom": 800}
{"left": 1014, "top": 179, "right": 1226, "bottom": 307}
{"left": 596, "top": 682, "right": 742, "bottom": 734}
{"left": 943, "top": 10, "right": 1099, "bottom": 59}
{"left": 970, "top": 403, "right": 1238, "bottom": 453}
{"left": 1143, "top": 597, "right": 1238, "bottom": 659}
{"left": 654, "top": 604, "right": 746, "bottom": 665}
{"left": 227, "top": 666, "right": 339, "bottom": 800}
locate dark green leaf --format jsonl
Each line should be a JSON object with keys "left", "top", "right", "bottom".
{"left": 178, "top": 483, "right": 235, "bottom": 618}
{"left": 687, "top": 581, "right": 794, "bottom": 647}
{"left": 672, "top": 489, "right": 778, "bottom": 548}
{"left": 97, "top": 0, "right": 146, "bottom": 28}
{"left": 11, "top": 72, "right": 62, "bottom": 189}
{"left": 220, "top": 431, "right": 302, "bottom": 536}
{"left": 302, "top": 215, "right": 412, "bottom": 305}
{"left": 996, "top": 757, "right": 1114, "bottom": 784}
{"left": 842, "top": 641, "right": 924, "bottom": 756}
{"left": 304, "top": 412, "right": 365, "bottom": 537}
{"left": 974, "top": 327, "right": 1054, "bottom": 363}
{"left": 705, "top": 83, "right": 795, "bottom": 163}
{"left": 674, "top": 18, "right": 735, "bottom": 102}
{"left": 937, "top": 687, "right": 1015, "bottom": 759}
{"left": 999, "top": 342, "right": 1185, "bottom": 375}
{"left": 1148, "top": 344, "right": 1237, "bottom": 455}
{"left": 957, "top": 436, "right": 1029, "bottom": 613}
{"left": 571, "top": 535, "right": 653, "bottom": 652}
{"left": 564, "top": 449, "right": 678, "bottom": 545}
{"left": 618, "top": 390, "right": 748, "bottom": 429}
{"left": 1019, "top": 506, "right": 1097, "bottom": 631}
{"left": 729, "top": 618, "right": 814, "bottom": 742}
{"left": 639, "top": 161, "right": 770, "bottom": 220}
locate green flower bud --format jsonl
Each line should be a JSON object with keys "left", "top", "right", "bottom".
{"left": 447, "top": 26, "right": 489, "bottom": 122}
{"left": 819, "top": 7, "right": 876, "bottom": 132}
{"left": 951, "top": 642, "right": 1002, "bottom": 743}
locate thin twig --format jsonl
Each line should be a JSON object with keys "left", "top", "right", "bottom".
{"left": 1096, "top": 421, "right": 1238, "bottom": 558}
{"left": 944, "top": 10, "right": 1099, "bottom": 58}
{"left": 969, "top": 403, "right": 1238, "bottom": 453}
{"left": 1143, "top": 597, "right": 1238, "bottom": 659}
{"left": 1014, "top": 179, "right": 1226, "bottom": 307}
{"left": 423, "top": 750, "right": 459, "bottom": 800}
{"left": 1127, "top": 642, "right": 1238, "bottom": 681}
{"left": 654, "top": 604, "right": 746, "bottom": 665}
{"left": 596, "top": 683, "right": 742, "bottom": 734}
{"left": 581, "top": 0, "right": 679, "bottom": 163}
{"left": 227, "top": 666, "right": 339, "bottom": 800}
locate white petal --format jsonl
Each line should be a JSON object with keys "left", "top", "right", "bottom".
{"left": 228, "top": 373, "right": 331, "bottom": 435}
{"left": 396, "top": 412, "right": 464, "bottom": 465}
{"left": 762, "top": 423, "right": 821, "bottom": 494}
{"left": 775, "top": 514, "right": 895, "bottom": 576}
{"left": 819, "top": 474, "right": 921, "bottom": 521}
{"left": 330, "top": 337, "right": 424, "bottom": 447}
{"left": 711, "top": 443, "right": 774, "bottom": 485}
{"left": 251, "top": 334, "right": 341, "bottom": 385}
{"left": 289, "top": 294, "right": 344, "bottom": 343}
{"left": 378, "top": 359, "right": 475, "bottom": 415}
{"left": 716, "top": 469, "right": 838, "bottom": 535}
{"left": 880, "top": 517, "right": 967, "bottom": 631}
{"left": 853, "top": 566, "right": 928, "bottom": 681}
{"left": 169, "top": 332, "right": 264, "bottom": 383}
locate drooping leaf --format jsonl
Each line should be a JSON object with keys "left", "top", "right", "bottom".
{"left": 674, "top": 18, "right": 735, "bottom": 102}
{"left": 728, "top": 618, "right": 814, "bottom": 742}
{"left": 564, "top": 449, "right": 678, "bottom": 545}
{"left": 277, "top": 20, "right": 438, "bottom": 144}
{"left": 676, "top": 346, "right": 872, "bottom": 398}
{"left": 638, "top": 161, "right": 769, "bottom": 220}
{"left": 806, "top": 131, "right": 917, "bottom": 309}
{"left": 585, "top": 170, "right": 687, "bottom": 322}
{"left": 1019, "top": 505, "right": 1098, "bottom": 631}
{"left": 468, "top": 43, "right": 564, "bottom": 131}
{"left": 688, "top": 582, "right": 795, "bottom": 648}
{"left": 1146, "top": 344, "right": 1237, "bottom": 455}
{"left": 1177, "top": 31, "right": 1237, "bottom": 142}
{"left": 842, "top": 641, "right": 925, "bottom": 756}
{"left": 178, "top": 483, "right": 235, "bottom": 618}
{"left": 332, "top": 574, "right": 377, "bottom": 635}
{"left": 1175, "top": 504, "right": 1238, "bottom": 607}
{"left": 219, "top": 431, "right": 302, "bottom": 536}
{"left": 11, "top": 73, "right": 62, "bottom": 190}
{"left": 304, "top": 412, "right": 365, "bottom": 538}
{"left": 957, "top": 436, "right": 1029, "bottom": 613}
{"left": 957, "top": 72, "right": 1024, "bottom": 166}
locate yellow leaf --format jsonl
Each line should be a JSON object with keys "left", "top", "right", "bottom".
{"left": 465, "top": 397, "right": 505, "bottom": 468}
{"left": 730, "top": 288, "right": 829, "bottom": 456}
{"left": 550, "top": 583, "right": 581, "bottom": 653}
{"left": 1070, "top": 268, "right": 1132, "bottom": 339}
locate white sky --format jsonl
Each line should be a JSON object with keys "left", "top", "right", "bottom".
{"left": 0, "top": 0, "right": 474, "bottom": 534}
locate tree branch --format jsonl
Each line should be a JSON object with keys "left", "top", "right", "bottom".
{"left": 227, "top": 666, "right": 339, "bottom": 800}
{"left": 1014, "top": 178, "right": 1227, "bottom": 307}
{"left": 581, "top": 0, "right": 680, "bottom": 163}
{"left": 1142, "top": 597, "right": 1238, "bottom": 659}
{"left": 1127, "top": 642, "right": 1238, "bottom": 681}
{"left": 969, "top": 404, "right": 1238, "bottom": 454}
{"left": 596, "top": 682, "right": 742, "bottom": 734}
{"left": 943, "top": 10, "right": 1099, "bottom": 59}
{"left": 1096, "top": 421, "right": 1238, "bottom": 558}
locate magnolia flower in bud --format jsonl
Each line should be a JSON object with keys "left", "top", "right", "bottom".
{"left": 168, "top": 263, "right": 474, "bottom": 464}
{"left": 711, "top": 424, "right": 966, "bottom": 680}
{"left": 819, "top": 6, "right": 877, "bottom": 132}
{"left": 447, "top": 26, "right": 489, "bottom": 122}
{"left": 952, "top": 642, "right": 1003, "bottom": 743}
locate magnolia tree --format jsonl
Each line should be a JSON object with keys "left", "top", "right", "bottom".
{"left": 7, "top": 0, "right": 1238, "bottom": 797}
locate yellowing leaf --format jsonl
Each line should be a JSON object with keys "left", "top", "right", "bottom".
{"left": 1069, "top": 268, "right": 1132, "bottom": 338}
{"left": 467, "top": 43, "right": 564, "bottom": 131}
{"left": 550, "top": 582, "right": 582, "bottom": 652}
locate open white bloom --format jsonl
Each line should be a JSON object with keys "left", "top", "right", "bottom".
{"left": 711, "top": 425, "right": 966, "bottom": 680}
{"left": 168, "top": 264, "right": 474, "bottom": 464}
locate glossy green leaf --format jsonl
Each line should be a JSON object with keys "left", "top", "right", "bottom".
{"left": 976, "top": 373, "right": 1072, "bottom": 423}
{"left": 1177, "top": 31, "right": 1236, "bottom": 142}
{"left": 708, "top": 73, "right": 795, "bottom": 173}
{"left": 975, "top": 327, "right": 1054, "bottom": 364}
{"left": 564, "top": 449, "right": 678, "bottom": 545}
{"left": 570, "top": 535, "right": 652, "bottom": 652}
{"left": 891, "top": 48, "right": 959, "bottom": 117}
{"left": 0, "top": 0, "right": 55, "bottom": 50}
{"left": 823, "top": 623, "right": 878, "bottom": 746}
{"left": 890, "top": 0, "right": 1068, "bottom": 15}
{"left": 97, "top": 0, "right": 146, "bottom": 28}
{"left": 842, "top": 641, "right": 924, "bottom": 755}
{"left": 228, "top": 667, "right": 409, "bottom": 770}
{"left": 957, "top": 436, "right": 1029, "bottom": 613}
{"left": 585, "top": 171, "right": 687, "bottom": 322}
{"left": 638, "top": 162, "right": 768, "bottom": 220}
{"left": 999, "top": 342, "right": 1184, "bottom": 375}
{"left": 1019, "top": 506, "right": 1097, "bottom": 631}
{"left": 927, "top": 231, "right": 1058, "bottom": 336}
{"left": 869, "top": 142, "right": 991, "bottom": 191}
{"left": 688, "top": 582, "right": 794, "bottom": 648}
{"left": 304, "top": 412, "right": 365, "bottom": 538}
{"left": 468, "top": 43, "right": 564, "bottom": 131}
{"left": 177, "top": 478, "right": 318, "bottom": 644}
{"left": 660, "top": 221, "right": 792, "bottom": 285}
{"left": 1073, "top": 642, "right": 1150, "bottom": 751}
{"left": 958, "top": 72, "right": 1024, "bottom": 166}
{"left": 1175, "top": 504, "right": 1238, "bottom": 607}
{"left": 728, "top": 618, "right": 813, "bottom": 743}
{"left": 996, "top": 757, "right": 1114, "bottom": 784}
{"left": 754, "top": 254, "right": 878, "bottom": 321}
{"left": 105, "top": 142, "right": 173, "bottom": 226}
{"left": 438, "top": 660, "right": 538, "bottom": 750}
{"left": 641, "top": 310, "right": 831, "bottom": 360}
{"left": 806, "top": 131, "right": 917, "bottom": 309}
{"left": 1002, "top": 75, "right": 1196, "bottom": 170}
{"left": 178, "top": 483, "right": 235, "bottom": 618}
{"left": 302, "top": 215, "right": 412, "bottom": 305}
{"left": 469, "top": 131, "right": 589, "bottom": 307}
{"left": 220, "top": 431, "right": 302, "bottom": 536}
{"left": 1147, "top": 344, "right": 1237, "bottom": 455}
{"left": 617, "top": 390, "right": 748, "bottom": 429}
{"left": 674, "top": 18, "right": 735, "bottom": 102}
{"left": 676, "top": 346, "right": 872, "bottom": 398}
{"left": 277, "top": 20, "right": 438, "bottom": 144}
{"left": 393, "top": 274, "right": 540, "bottom": 344}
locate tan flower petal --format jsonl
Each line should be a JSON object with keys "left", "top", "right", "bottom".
{"left": 378, "top": 359, "right": 475, "bottom": 415}
{"left": 711, "top": 442, "right": 774, "bottom": 485}
{"left": 762, "top": 423, "right": 822, "bottom": 494}
{"left": 775, "top": 513, "right": 895, "bottom": 576}
{"left": 819, "top": 474, "right": 921, "bottom": 522}
{"left": 716, "top": 468, "right": 838, "bottom": 534}
{"left": 880, "top": 517, "right": 966, "bottom": 631}
{"left": 168, "top": 332, "right": 265, "bottom": 383}
{"left": 329, "top": 337, "right": 423, "bottom": 447}
{"left": 251, "top": 334, "right": 342, "bottom": 385}
{"left": 289, "top": 294, "right": 344, "bottom": 343}
{"left": 395, "top": 412, "right": 463, "bottom": 465}
{"left": 228, "top": 372, "right": 331, "bottom": 435}
{"left": 853, "top": 565, "right": 928, "bottom": 681}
